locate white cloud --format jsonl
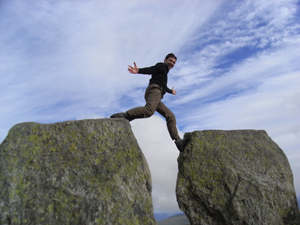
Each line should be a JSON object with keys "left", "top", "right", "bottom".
{"left": 172, "top": 37, "right": 300, "bottom": 106}
{"left": 0, "top": 0, "right": 221, "bottom": 140}
{"left": 169, "top": 0, "right": 299, "bottom": 96}
{"left": 131, "top": 115, "right": 184, "bottom": 212}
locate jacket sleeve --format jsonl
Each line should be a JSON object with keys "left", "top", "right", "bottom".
{"left": 165, "top": 87, "right": 173, "bottom": 94}
{"left": 138, "top": 63, "right": 165, "bottom": 75}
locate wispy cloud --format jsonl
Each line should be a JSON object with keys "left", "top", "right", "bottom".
{"left": 0, "top": 0, "right": 220, "bottom": 128}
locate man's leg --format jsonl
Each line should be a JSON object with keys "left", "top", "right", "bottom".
{"left": 125, "top": 84, "right": 162, "bottom": 121}
{"left": 156, "top": 101, "right": 179, "bottom": 140}
{"left": 156, "top": 102, "right": 186, "bottom": 151}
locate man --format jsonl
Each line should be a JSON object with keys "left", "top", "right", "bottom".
{"left": 110, "top": 53, "right": 185, "bottom": 152}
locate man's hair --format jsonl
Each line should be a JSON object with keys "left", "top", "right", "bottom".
{"left": 165, "top": 53, "right": 177, "bottom": 61}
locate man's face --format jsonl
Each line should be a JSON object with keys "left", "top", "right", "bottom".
{"left": 164, "top": 57, "right": 176, "bottom": 70}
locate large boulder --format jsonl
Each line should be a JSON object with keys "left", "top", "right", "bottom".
{"left": 176, "top": 130, "right": 300, "bottom": 225}
{"left": 0, "top": 119, "right": 156, "bottom": 225}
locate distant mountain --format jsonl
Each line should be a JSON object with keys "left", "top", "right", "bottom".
{"left": 157, "top": 213, "right": 190, "bottom": 225}
{"left": 154, "top": 212, "right": 174, "bottom": 222}
{"left": 298, "top": 196, "right": 300, "bottom": 209}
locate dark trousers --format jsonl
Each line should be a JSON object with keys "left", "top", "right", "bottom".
{"left": 126, "top": 84, "right": 179, "bottom": 140}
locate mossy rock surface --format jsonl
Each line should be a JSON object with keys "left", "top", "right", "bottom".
{"left": 176, "top": 130, "right": 300, "bottom": 225}
{"left": 0, "top": 118, "right": 155, "bottom": 225}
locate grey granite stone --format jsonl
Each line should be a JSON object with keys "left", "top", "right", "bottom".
{"left": 0, "top": 118, "right": 155, "bottom": 225}
{"left": 176, "top": 130, "right": 300, "bottom": 225}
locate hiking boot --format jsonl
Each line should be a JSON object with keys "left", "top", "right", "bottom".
{"left": 175, "top": 137, "right": 186, "bottom": 152}
{"left": 110, "top": 112, "right": 129, "bottom": 120}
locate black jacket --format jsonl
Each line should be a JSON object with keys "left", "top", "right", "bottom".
{"left": 138, "top": 62, "right": 172, "bottom": 95}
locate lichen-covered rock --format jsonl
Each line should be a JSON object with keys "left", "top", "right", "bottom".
{"left": 0, "top": 118, "right": 156, "bottom": 225}
{"left": 176, "top": 130, "right": 300, "bottom": 225}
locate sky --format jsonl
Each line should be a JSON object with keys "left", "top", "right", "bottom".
{"left": 1, "top": 0, "right": 299, "bottom": 215}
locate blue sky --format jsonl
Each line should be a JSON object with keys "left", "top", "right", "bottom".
{"left": 1, "top": 0, "right": 299, "bottom": 215}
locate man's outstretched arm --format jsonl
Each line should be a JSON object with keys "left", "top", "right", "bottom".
{"left": 128, "top": 62, "right": 162, "bottom": 75}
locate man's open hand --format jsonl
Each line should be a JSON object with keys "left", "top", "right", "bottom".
{"left": 172, "top": 87, "right": 177, "bottom": 95}
{"left": 128, "top": 62, "right": 139, "bottom": 74}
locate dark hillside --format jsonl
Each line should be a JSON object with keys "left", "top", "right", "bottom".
{"left": 157, "top": 213, "right": 190, "bottom": 225}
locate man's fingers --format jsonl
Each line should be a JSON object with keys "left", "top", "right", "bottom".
{"left": 128, "top": 62, "right": 138, "bottom": 73}
{"left": 171, "top": 87, "right": 177, "bottom": 95}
